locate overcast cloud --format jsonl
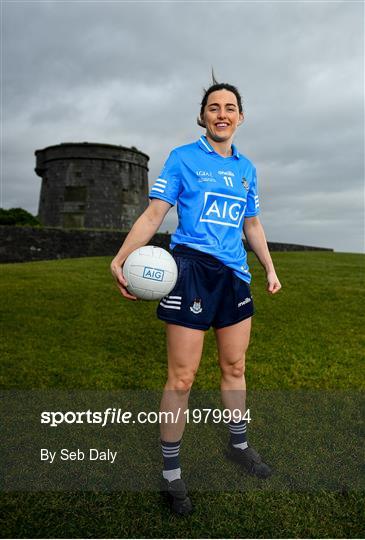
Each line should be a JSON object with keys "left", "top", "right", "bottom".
{"left": 2, "top": 0, "right": 364, "bottom": 252}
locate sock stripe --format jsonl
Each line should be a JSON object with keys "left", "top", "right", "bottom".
{"left": 229, "top": 426, "right": 247, "bottom": 433}
{"left": 161, "top": 439, "right": 181, "bottom": 471}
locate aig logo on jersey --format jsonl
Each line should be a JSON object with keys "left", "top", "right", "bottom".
{"left": 200, "top": 192, "right": 246, "bottom": 228}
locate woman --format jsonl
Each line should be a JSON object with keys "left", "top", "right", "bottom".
{"left": 110, "top": 80, "right": 281, "bottom": 515}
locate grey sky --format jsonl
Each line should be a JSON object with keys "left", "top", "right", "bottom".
{"left": 2, "top": 0, "right": 364, "bottom": 252}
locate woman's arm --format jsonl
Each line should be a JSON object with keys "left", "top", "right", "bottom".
{"left": 110, "top": 198, "right": 172, "bottom": 300}
{"left": 243, "top": 216, "right": 282, "bottom": 294}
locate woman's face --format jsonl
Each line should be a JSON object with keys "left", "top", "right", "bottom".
{"left": 201, "top": 89, "right": 243, "bottom": 143}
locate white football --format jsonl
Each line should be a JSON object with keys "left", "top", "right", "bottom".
{"left": 123, "top": 246, "right": 178, "bottom": 300}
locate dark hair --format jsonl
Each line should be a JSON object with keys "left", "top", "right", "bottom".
{"left": 197, "top": 80, "right": 243, "bottom": 128}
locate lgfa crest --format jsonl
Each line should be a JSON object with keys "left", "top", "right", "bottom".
{"left": 190, "top": 298, "right": 203, "bottom": 314}
{"left": 241, "top": 177, "right": 249, "bottom": 191}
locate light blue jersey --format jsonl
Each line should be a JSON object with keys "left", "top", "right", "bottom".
{"left": 149, "top": 135, "right": 260, "bottom": 284}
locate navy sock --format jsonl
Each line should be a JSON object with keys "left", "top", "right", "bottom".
{"left": 229, "top": 419, "right": 248, "bottom": 449}
{"left": 161, "top": 439, "right": 181, "bottom": 482}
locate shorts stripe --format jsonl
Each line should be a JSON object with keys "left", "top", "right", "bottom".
{"left": 160, "top": 302, "right": 181, "bottom": 310}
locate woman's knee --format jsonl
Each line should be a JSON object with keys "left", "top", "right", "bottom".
{"left": 165, "top": 324, "right": 204, "bottom": 392}
{"left": 220, "top": 354, "right": 246, "bottom": 379}
{"left": 166, "top": 370, "right": 197, "bottom": 392}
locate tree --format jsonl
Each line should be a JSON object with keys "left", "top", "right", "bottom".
{"left": 0, "top": 208, "right": 42, "bottom": 226}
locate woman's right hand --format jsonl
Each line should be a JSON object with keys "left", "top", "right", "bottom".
{"left": 110, "top": 258, "right": 137, "bottom": 301}
{"left": 109, "top": 200, "right": 172, "bottom": 301}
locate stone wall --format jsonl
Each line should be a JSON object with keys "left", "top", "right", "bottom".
{"left": 0, "top": 226, "right": 333, "bottom": 264}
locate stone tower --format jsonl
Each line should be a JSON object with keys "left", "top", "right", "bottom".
{"left": 35, "top": 142, "right": 149, "bottom": 230}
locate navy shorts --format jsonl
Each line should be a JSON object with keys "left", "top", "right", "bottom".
{"left": 157, "top": 245, "right": 255, "bottom": 331}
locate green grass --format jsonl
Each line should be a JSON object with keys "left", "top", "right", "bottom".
{"left": 0, "top": 251, "right": 364, "bottom": 538}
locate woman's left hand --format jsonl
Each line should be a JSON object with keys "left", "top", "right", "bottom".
{"left": 266, "top": 271, "right": 282, "bottom": 295}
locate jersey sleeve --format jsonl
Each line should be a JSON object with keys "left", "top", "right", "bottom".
{"left": 149, "top": 150, "right": 182, "bottom": 206}
{"left": 244, "top": 167, "right": 260, "bottom": 217}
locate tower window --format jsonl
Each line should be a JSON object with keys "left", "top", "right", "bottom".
{"left": 63, "top": 213, "right": 85, "bottom": 228}
{"left": 64, "top": 186, "right": 87, "bottom": 202}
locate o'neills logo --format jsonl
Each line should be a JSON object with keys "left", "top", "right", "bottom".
{"left": 237, "top": 297, "right": 251, "bottom": 308}
{"left": 218, "top": 170, "right": 235, "bottom": 176}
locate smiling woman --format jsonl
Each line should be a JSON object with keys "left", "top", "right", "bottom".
{"left": 197, "top": 82, "right": 244, "bottom": 148}
{"left": 110, "top": 74, "right": 281, "bottom": 516}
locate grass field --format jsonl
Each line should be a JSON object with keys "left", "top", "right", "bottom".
{"left": 0, "top": 251, "right": 364, "bottom": 538}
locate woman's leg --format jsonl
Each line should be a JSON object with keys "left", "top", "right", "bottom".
{"left": 214, "top": 316, "right": 272, "bottom": 478}
{"left": 159, "top": 323, "right": 204, "bottom": 515}
{"left": 214, "top": 317, "right": 252, "bottom": 416}
{"left": 160, "top": 323, "right": 205, "bottom": 442}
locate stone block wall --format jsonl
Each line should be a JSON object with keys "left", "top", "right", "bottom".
{"left": 0, "top": 226, "right": 333, "bottom": 264}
